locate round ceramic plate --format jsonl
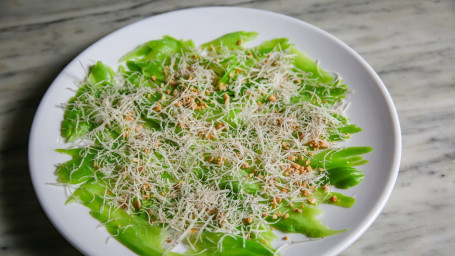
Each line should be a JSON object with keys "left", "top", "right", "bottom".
{"left": 29, "top": 7, "right": 401, "bottom": 256}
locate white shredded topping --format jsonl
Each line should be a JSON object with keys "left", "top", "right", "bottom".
{"left": 64, "top": 45, "right": 349, "bottom": 250}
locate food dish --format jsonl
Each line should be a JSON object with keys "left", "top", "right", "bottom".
{"left": 29, "top": 7, "right": 401, "bottom": 256}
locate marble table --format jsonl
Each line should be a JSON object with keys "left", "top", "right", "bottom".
{"left": 1, "top": 0, "right": 454, "bottom": 255}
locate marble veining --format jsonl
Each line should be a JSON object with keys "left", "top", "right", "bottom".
{"left": 1, "top": 0, "right": 454, "bottom": 255}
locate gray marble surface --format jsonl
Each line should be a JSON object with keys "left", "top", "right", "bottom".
{"left": 1, "top": 0, "right": 454, "bottom": 255}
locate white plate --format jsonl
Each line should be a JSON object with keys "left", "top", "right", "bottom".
{"left": 29, "top": 7, "right": 401, "bottom": 256}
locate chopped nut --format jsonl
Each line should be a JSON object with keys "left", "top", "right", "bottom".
{"left": 153, "top": 103, "right": 162, "bottom": 112}
{"left": 244, "top": 217, "right": 253, "bottom": 224}
{"left": 294, "top": 208, "right": 303, "bottom": 213}
{"left": 237, "top": 39, "right": 242, "bottom": 46}
{"left": 305, "top": 159, "right": 311, "bottom": 166}
{"left": 151, "top": 75, "right": 157, "bottom": 82}
{"left": 224, "top": 93, "right": 229, "bottom": 104}
{"left": 217, "top": 156, "right": 223, "bottom": 165}
{"left": 242, "top": 163, "right": 249, "bottom": 169}
{"left": 147, "top": 93, "right": 151, "bottom": 99}
{"left": 307, "top": 198, "right": 317, "bottom": 204}
{"left": 330, "top": 195, "right": 338, "bottom": 202}
{"left": 283, "top": 213, "right": 289, "bottom": 219}
{"left": 298, "top": 155, "right": 304, "bottom": 161}
{"left": 276, "top": 197, "right": 282, "bottom": 203}
{"left": 262, "top": 213, "right": 268, "bottom": 217}
{"left": 257, "top": 101, "right": 262, "bottom": 106}
{"left": 200, "top": 101, "right": 208, "bottom": 108}
{"left": 219, "top": 83, "right": 227, "bottom": 91}
{"left": 290, "top": 162, "right": 300, "bottom": 169}
{"left": 133, "top": 200, "right": 141, "bottom": 210}
{"left": 216, "top": 123, "right": 225, "bottom": 130}
{"left": 302, "top": 190, "right": 312, "bottom": 197}
{"left": 206, "top": 133, "right": 215, "bottom": 140}
{"left": 320, "top": 140, "right": 328, "bottom": 149}
{"left": 287, "top": 155, "right": 296, "bottom": 161}
{"left": 269, "top": 94, "right": 277, "bottom": 102}
{"left": 272, "top": 214, "right": 278, "bottom": 219}
{"left": 190, "top": 228, "right": 198, "bottom": 234}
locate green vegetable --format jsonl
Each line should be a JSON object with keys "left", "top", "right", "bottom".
{"left": 70, "top": 179, "right": 167, "bottom": 256}
{"left": 201, "top": 31, "right": 258, "bottom": 50}
{"left": 57, "top": 32, "right": 372, "bottom": 255}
